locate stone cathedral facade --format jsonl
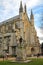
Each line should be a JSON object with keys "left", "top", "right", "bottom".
{"left": 0, "top": 1, "right": 40, "bottom": 56}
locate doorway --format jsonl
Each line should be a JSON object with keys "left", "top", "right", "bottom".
{"left": 31, "top": 47, "right": 34, "bottom": 56}
{"left": 12, "top": 46, "right": 17, "bottom": 56}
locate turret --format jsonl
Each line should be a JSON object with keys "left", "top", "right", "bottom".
{"left": 30, "top": 9, "right": 34, "bottom": 26}
{"left": 24, "top": 4, "right": 27, "bottom": 13}
{"left": 19, "top": 1, "right": 23, "bottom": 13}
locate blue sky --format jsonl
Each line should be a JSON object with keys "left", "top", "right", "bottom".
{"left": 0, "top": 0, "right": 43, "bottom": 43}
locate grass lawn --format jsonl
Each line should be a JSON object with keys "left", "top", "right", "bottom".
{"left": 0, "top": 58, "right": 43, "bottom": 65}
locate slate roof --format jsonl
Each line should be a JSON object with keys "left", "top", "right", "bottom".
{"left": 0, "top": 15, "right": 20, "bottom": 25}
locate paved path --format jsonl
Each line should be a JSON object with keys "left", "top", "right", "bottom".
{"left": 0, "top": 57, "right": 16, "bottom": 61}
{"left": 0, "top": 56, "right": 43, "bottom": 61}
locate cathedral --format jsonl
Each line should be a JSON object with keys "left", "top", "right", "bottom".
{"left": 0, "top": 1, "right": 40, "bottom": 57}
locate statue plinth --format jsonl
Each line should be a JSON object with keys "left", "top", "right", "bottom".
{"left": 16, "top": 37, "right": 27, "bottom": 61}
{"left": 16, "top": 45, "right": 26, "bottom": 61}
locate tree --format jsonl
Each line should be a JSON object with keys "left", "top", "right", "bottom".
{"left": 41, "top": 43, "right": 43, "bottom": 55}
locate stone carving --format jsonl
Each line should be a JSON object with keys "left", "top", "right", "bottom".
{"left": 16, "top": 37, "right": 27, "bottom": 61}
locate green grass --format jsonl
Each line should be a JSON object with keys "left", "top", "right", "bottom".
{"left": 0, "top": 58, "right": 43, "bottom": 65}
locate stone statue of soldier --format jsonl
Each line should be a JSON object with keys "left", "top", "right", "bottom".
{"left": 16, "top": 36, "right": 27, "bottom": 61}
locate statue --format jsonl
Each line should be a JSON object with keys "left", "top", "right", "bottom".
{"left": 16, "top": 36, "right": 27, "bottom": 61}
{"left": 19, "top": 37, "right": 23, "bottom": 47}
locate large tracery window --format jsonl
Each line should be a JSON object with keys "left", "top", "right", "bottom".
{"left": 0, "top": 37, "right": 2, "bottom": 48}
{"left": 0, "top": 26, "right": 1, "bottom": 33}
{"left": 8, "top": 24, "right": 12, "bottom": 30}
{"left": 0, "top": 26, "right": 3, "bottom": 33}
{"left": 15, "top": 21, "right": 24, "bottom": 29}
{"left": 4, "top": 35, "right": 11, "bottom": 53}
{"left": 5, "top": 23, "right": 13, "bottom": 32}
{"left": 15, "top": 21, "right": 20, "bottom": 29}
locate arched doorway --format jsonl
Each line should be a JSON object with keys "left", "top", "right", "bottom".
{"left": 31, "top": 47, "right": 34, "bottom": 56}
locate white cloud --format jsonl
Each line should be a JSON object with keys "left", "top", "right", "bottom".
{"left": 35, "top": 27, "right": 43, "bottom": 37}
{"left": 39, "top": 40, "right": 43, "bottom": 44}
{"left": 0, "top": 0, "right": 21, "bottom": 21}
{"left": 27, "top": 0, "right": 39, "bottom": 8}
{"left": 0, "top": 0, "right": 43, "bottom": 43}
{"left": 35, "top": 26, "right": 43, "bottom": 44}
{"left": 22, "top": 0, "right": 42, "bottom": 9}
{"left": 0, "top": 0, "right": 42, "bottom": 21}
{"left": 0, "top": 0, "right": 42, "bottom": 18}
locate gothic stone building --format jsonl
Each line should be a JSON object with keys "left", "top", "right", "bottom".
{"left": 0, "top": 2, "right": 40, "bottom": 56}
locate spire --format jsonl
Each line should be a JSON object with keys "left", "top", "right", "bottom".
{"left": 30, "top": 9, "right": 34, "bottom": 26}
{"left": 30, "top": 9, "right": 34, "bottom": 19}
{"left": 19, "top": 1, "right": 23, "bottom": 13}
{"left": 24, "top": 4, "right": 27, "bottom": 13}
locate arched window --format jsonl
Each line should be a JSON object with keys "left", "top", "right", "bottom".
{"left": 31, "top": 47, "right": 34, "bottom": 52}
